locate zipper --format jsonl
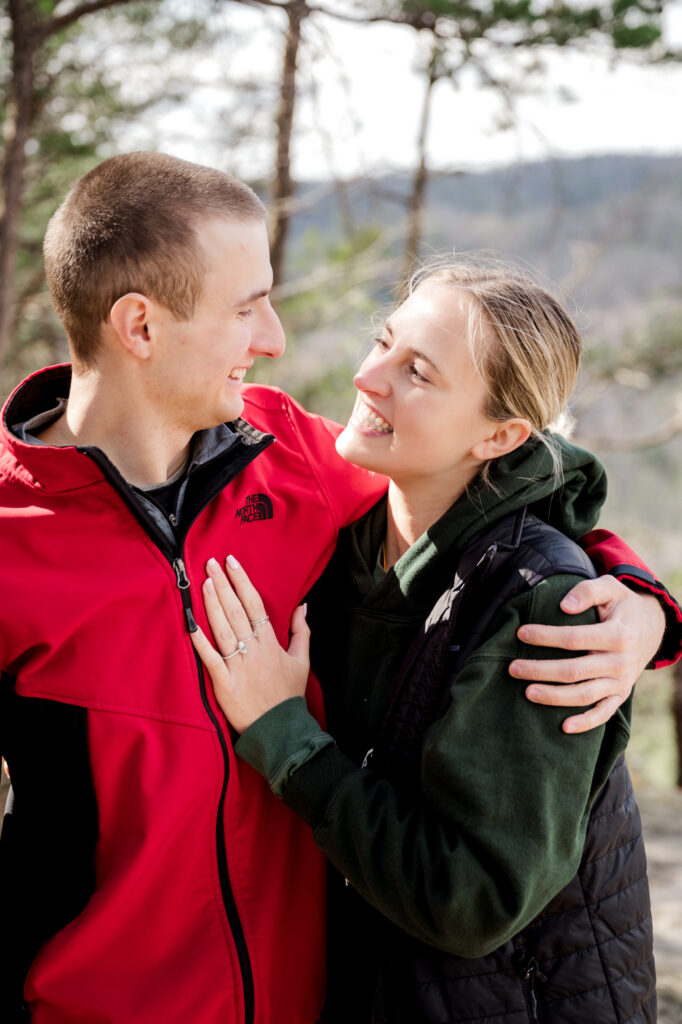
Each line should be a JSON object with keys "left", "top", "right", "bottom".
{"left": 172, "top": 558, "right": 198, "bottom": 633}
{"left": 519, "top": 956, "right": 547, "bottom": 1023}
{"left": 82, "top": 442, "right": 273, "bottom": 1024}
{"left": 173, "top": 550, "right": 256, "bottom": 1024}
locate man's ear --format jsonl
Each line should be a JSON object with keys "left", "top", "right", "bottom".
{"left": 109, "top": 293, "right": 154, "bottom": 360}
{"left": 471, "top": 418, "right": 532, "bottom": 462}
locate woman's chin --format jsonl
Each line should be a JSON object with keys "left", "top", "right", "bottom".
{"left": 335, "top": 424, "right": 384, "bottom": 471}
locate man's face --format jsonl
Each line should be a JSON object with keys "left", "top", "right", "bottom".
{"left": 148, "top": 216, "right": 285, "bottom": 432}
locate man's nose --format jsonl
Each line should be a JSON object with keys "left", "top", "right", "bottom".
{"left": 252, "top": 305, "right": 286, "bottom": 359}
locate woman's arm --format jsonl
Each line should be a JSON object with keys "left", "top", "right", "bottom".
{"left": 192, "top": 558, "right": 623, "bottom": 958}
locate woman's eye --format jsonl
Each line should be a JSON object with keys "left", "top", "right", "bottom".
{"left": 409, "top": 364, "right": 429, "bottom": 384}
{"left": 373, "top": 336, "right": 389, "bottom": 351}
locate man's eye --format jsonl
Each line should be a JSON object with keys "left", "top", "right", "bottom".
{"left": 237, "top": 309, "right": 253, "bottom": 321}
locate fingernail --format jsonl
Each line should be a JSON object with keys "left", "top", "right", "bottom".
{"left": 207, "top": 557, "right": 219, "bottom": 573}
{"left": 226, "top": 554, "right": 241, "bottom": 571}
{"left": 517, "top": 627, "right": 530, "bottom": 641}
{"left": 562, "top": 595, "right": 578, "bottom": 610}
{"left": 526, "top": 686, "right": 540, "bottom": 701}
{"left": 509, "top": 662, "right": 522, "bottom": 676}
{"left": 563, "top": 719, "right": 577, "bottom": 733}
{"left": 302, "top": 602, "right": 308, "bottom": 617}
{"left": 204, "top": 577, "right": 215, "bottom": 594}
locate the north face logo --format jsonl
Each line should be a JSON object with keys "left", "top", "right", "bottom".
{"left": 235, "top": 493, "right": 274, "bottom": 523}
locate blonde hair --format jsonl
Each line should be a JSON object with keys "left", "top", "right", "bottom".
{"left": 406, "top": 254, "right": 582, "bottom": 483}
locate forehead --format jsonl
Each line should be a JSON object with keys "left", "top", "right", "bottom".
{"left": 196, "top": 215, "right": 268, "bottom": 257}
{"left": 394, "top": 281, "right": 475, "bottom": 341}
{"left": 196, "top": 216, "right": 272, "bottom": 297}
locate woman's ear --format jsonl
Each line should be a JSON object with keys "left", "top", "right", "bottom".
{"left": 471, "top": 418, "right": 532, "bottom": 462}
{"left": 109, "top": 293, "right": 153, "bottom": 360}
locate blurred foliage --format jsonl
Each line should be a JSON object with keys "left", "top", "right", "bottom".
{"left": 0, "top": 0, "right": 241, "bottom": 391}
{"left": 629, "top": 668, "right": 678, "bottom": 790}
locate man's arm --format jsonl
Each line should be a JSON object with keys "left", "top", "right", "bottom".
{"left": 510, "top": 529, "right": 682, "bottom": 734}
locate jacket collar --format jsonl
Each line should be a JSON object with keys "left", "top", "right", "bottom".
{"left": 1, "top": 363, "right": 270, "bottom": 495}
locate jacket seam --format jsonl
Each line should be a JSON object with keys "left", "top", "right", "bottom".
{"left": 544, "top": 954, "right": 656, "bottom": 1018}
{"left": 536, "top": 908, "right": 653, "bottom": 966}
{"left": 532, "top": 869, "right": 650, "bottom": 929}
{"left": 10, "top": 694, "right": 216, "bottom": 730}
{"left": 582, "top": 830, "right": 642, "bottom": 869}
{"left": 280, "top": 395, "right": 343, "bottom": 533}
{"left": 578, "top": 856, "right": 622, "bottom": 1021}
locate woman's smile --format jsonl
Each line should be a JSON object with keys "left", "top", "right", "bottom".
{"left": 349, "top": 397, "right": 393, "bottom": 436}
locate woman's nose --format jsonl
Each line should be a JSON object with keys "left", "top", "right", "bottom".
{"left": 354, "top": 360, "right": 390, "bottom": 397}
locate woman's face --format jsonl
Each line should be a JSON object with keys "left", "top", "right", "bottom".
{"left": 336, "top": 281, "right": 497, "bottom": 494}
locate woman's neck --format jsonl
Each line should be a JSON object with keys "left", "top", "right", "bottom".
{"left": 384, "top": 480, "right": 465, "bottom": 570}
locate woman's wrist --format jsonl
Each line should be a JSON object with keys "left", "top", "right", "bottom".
{"left": 235, "top": 697, "right": 334, "bottom": 797}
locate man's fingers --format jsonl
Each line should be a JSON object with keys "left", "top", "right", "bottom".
{"left": 511, "top": 653, "right": 614, "bottom": 685}
{"left": 560, "top": 575, "right": 619, "bottom": 614}
{"left": 524, "top": 677, "right": 625, "bottom": 709}
{"left": 561, "top": 695, "right": 625, "bottom": 734}
{"left": 517, "top": 620, "right": 626, "bottom": 653}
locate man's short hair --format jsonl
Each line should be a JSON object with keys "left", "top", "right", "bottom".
{"left": 43, "top": 151, "right": 266, "bottom": 367}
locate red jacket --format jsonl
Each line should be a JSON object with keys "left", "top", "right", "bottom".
{"left": 0, "top": 368, "right": 383, "bottom": 1024}
{"left": 0, "top": 365, "right": 679, "bottom": 1024}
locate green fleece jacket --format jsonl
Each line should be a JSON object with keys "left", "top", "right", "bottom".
{"left": 236, "top": 435, "right": 632, "bottom": 960}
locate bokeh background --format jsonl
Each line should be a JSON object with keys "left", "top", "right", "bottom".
{"left": 2, "top": 0, "right": 681, "bottom": 1013}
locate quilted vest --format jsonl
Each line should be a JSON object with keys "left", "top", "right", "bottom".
{"left": 370, "top": 508, "right": 656, "bottom": 1024}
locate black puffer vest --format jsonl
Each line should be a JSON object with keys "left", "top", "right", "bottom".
{"left": 369, "top": 508, "right": 656, "bottom": 1024}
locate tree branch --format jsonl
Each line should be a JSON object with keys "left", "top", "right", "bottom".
{"left": 229, "top": 0, "right": 447, "bottom": 33}
{"left": 576, "top": 405, "right": 682, "bottom": 453}
{"left": 39, "top": 0, "right": 138, "bottom": 43}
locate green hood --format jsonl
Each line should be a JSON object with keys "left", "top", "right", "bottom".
{"left": 462, "top": 432, "right": 607, "bottom": 548}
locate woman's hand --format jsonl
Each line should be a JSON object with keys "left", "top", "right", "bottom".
{"left": 191, "top": 555, "right": 310, "bottom": 734}
{"left": 510, "top": 576, "right": 665, "bottom": 734}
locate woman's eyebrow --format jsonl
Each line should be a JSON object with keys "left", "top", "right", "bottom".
{"left": 411, "top": 348, "right": 441, "bottom": 374}
{"left": 383, "top": 318, "right": 441, "bottom": 374}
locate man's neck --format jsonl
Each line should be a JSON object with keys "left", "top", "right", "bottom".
{"left": 37, "top": 371, "right": 193, "bottom": 488}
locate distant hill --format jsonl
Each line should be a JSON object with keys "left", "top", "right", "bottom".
{"left": 289, "top": 152, "right": 682, "bottom": 343}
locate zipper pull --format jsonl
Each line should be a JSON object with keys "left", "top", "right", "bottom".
{"left": 523, "top": 958, "right": 547, "bottom": 984}
{"left": 173, "top": 558, "right": 198, "bottom": 633}
{"left": 522, "top": 957, "right": 547, "bottom": 1022}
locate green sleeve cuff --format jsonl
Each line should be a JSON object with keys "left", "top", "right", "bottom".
{"left": 234, "top": 697, "right": 335, "bottom": 797}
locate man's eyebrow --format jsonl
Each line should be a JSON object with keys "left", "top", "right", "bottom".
{"left": 235, "top": 286, "right": 271, "bottom": 306}
{"left": 383, "top": 320, "right": 442, "bottom": 375}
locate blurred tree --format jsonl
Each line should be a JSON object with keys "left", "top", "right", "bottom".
{"left": 227, "top": 0, "right": 678, "bottom": 284}
{"left": 674, "top": 659, "right": 682, "bottom": 788}
{"left": 0, "top": 0, "right": 144, "bottom": 382}
{"left": 0, "top": 0, "right": 228, "bottom": 387}
{"left": 370, "top": 0, "right": 680, "bottom": 272}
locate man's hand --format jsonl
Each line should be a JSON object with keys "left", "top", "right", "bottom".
{"left": 509, "top": 576, "right": 665, "bottom": 734}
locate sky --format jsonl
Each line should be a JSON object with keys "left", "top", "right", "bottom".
{"left": 125, "top": 1, "right": 682, "bottom": 181}
{"left": 301, "top": 9, "right": 682, "bottom": 179}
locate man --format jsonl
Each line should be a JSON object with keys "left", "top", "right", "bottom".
{"left": 0, "top": 152, "right": 678, "bottom": 1024}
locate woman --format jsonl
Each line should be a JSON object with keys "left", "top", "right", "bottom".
{"left": 193, "top": 258, "right": 658, "bottom": 1022}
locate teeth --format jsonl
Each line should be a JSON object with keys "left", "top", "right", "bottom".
{"left": 229, "top": 368, "right": 247, "bottom": 381}
{"left": 353, "top": 401, "right": 392, "bottom": 434}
